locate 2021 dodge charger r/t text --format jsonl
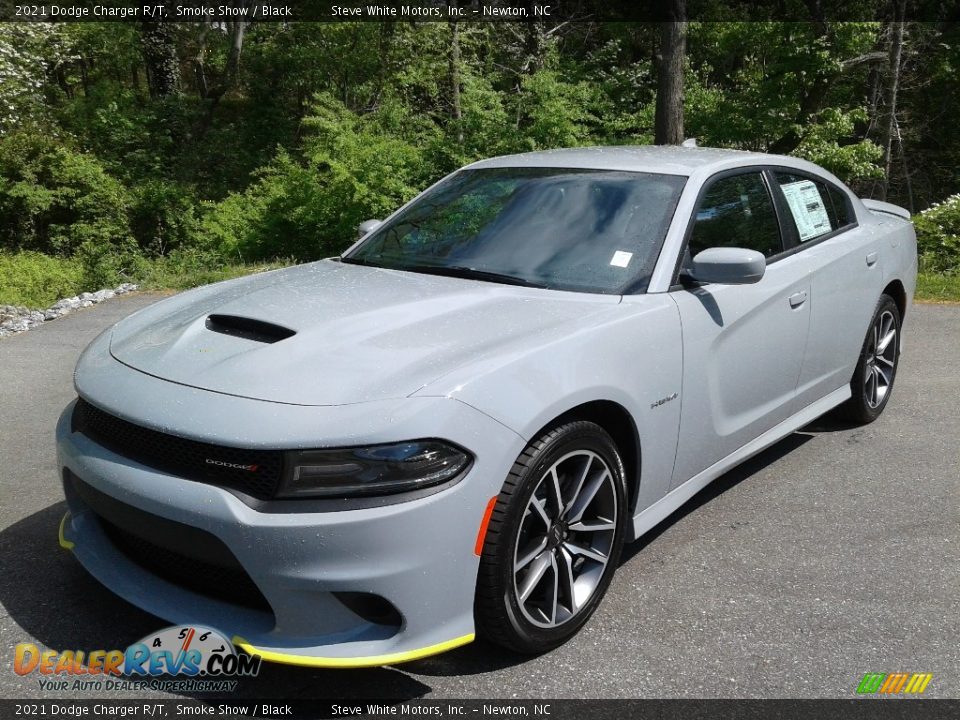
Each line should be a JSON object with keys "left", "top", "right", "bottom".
{"left": 57, "top": 146, "right": 917, "bottom": 665}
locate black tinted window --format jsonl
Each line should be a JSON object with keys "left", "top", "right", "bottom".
{"left": 775, "top": 172, "right": 852, "bottom": 241}
{"left": 689, "top": 172, "right": 782, "bottom": 257}
{"left": 826, "top": 184, "right": 852, "bottom": 227}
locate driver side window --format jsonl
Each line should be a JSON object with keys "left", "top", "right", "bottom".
{"left": 688, "top": 172, "right": 783, "bottom": 259}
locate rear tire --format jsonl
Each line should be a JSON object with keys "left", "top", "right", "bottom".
{"left": 474, "top": 421, "right": 628, "bottom": 654}
{"left": 840, "top": 294, "right": 901, "bottom": 424}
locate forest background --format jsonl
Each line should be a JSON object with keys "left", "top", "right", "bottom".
{"left": 1, "top": 13, "right": 958, "bottom": 306}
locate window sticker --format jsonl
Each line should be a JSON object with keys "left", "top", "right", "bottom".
{"left": 610, "top": 250, "right": 633, "bottom": 268}
{"left": 781, "top": 180, "right": 831, "bottom": 241}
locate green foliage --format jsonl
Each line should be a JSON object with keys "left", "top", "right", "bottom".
{"left": 686, "top": 22, "right": 884, "bottom": 182}
{"left": 204, "top": 94, "right": 436, "bottom": 261}
{"left": 129, "top": 180, "right": 202, "bottom": 256}
{"left": 511, "top": 69, "right": 601, "bottom": 151}
{"left": 793, "top": 108, "right": 883, "bottom": 183}
{"left": 0, "top": 248, "right": 286, "bottom": 307}
{"left": 895, "top": 22, "right": 960, "bottom": 209}
{"left": 74, "top": 236, "right": 142, "bottom": 289}
{"left": 2, "top": 18, "right": 960, "bottom": 303}
{"left": 914, "top": 194, "right": 960, "bottom": 273}
{"left": 442, "top": 73, "right": 511, "bottom": 164}
{"left": 0, "top": 24, "right": 70, "bottom": 131}
{"left": 57, "top": 88, "right": 183, "bottom": 180}
{"left": 136, "top": 248, "right": 289, "bottom": 291}
{"left": 0, "top": 130, "right": 132, "bottom": 256}
{"left": 0, "top": 251, "right": 86, "bottom": 308}
{"left": 915, "top": 272, "right": 960, "bottom": 303}
{"left": 305, "top": 93, "right": 436, "bottom": 228}
{"left": 579, "top": 34, "right": 656, "bottom": 143}
{"left": 200, "top": 150, "right": 324, "bottom": 261}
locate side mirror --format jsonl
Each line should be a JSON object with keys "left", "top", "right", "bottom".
{"left": 688, "top": 247, "right": 766, "bottom": 285}
{"left": 357, "top": 219, "right": 383, "bottom": 238}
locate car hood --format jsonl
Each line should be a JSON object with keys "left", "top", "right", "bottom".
{"left": 108, "top": 260, "right": 621, "bottom": 406}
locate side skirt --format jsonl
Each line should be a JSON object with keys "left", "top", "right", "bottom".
{"left": 627, "top": 385, "right": 850, "bottom": 542}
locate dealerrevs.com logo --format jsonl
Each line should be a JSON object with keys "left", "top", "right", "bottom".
{"left": 14, "top": 625, "right": 261, "bottom": 692}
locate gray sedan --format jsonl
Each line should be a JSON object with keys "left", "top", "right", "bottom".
{"left": 56, "top": 146, "right": 917, "bottom": 666}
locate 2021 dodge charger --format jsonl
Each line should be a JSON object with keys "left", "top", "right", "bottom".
{"left": 57, "top": 146, "right": 917, "bottom": 666}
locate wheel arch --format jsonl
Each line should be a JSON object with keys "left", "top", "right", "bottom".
{"left": 883, "top": 279, "right": 907, "bottom": 320}
{"left": 530, "top": 400, "right": 642, "bottom": 515}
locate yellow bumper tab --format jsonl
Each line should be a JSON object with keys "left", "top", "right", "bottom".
{"left": 58, "top": 512, "right": 75, "bottom": 550}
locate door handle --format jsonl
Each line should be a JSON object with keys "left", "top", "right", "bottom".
{"left": 866, "top": 252, "right": 879, "bottom": 267}
{"left": 788, "top": 291, "right": 807, "bottom": 308}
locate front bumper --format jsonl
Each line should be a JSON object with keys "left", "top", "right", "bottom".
{"left": 56, "top": 366, "right": 524, "bottom": 667}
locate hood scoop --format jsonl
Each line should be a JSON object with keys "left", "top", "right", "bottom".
{"left": 204, "top": 314, "right": 296, "bottom": 344}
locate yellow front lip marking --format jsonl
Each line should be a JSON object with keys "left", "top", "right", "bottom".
{"left": 58, "top": 512, "right": 75, "bottom": 550}
{"left": 232, "top": 632, "right": 475, "bottom": 669}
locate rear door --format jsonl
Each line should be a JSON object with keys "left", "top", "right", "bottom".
{"left": 766, "top": 170, "right": 884, "bottom": 407}
{"left": 669, "top": 168, "right": 812, "bottom": 488}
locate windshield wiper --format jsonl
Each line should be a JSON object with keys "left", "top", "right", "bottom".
{"left": 341, "top": 257, "right": 545, "bottom": 288}
{"left": 339, "top": 256, "right": 373, "bottom": 266}
{"left": 403, "top": 264, "right": 545, "bottom": 288}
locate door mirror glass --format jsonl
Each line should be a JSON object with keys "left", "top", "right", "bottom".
{"left": 688, "top": 247, "right": 766, "bottom": 285}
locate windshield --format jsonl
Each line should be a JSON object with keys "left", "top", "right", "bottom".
{"left": 343, "top": 167, "right": 686, "bottom": 294}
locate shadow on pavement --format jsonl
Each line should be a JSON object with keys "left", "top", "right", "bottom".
{"left": 801, "top": 408, "right": 863, "bottom": 433}
{"left": 619, "top": 431, "right": 815, "bottom": 564}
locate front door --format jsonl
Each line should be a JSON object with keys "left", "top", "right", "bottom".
{"left": 669, "top": 170, "right": 811, "bottom": 488}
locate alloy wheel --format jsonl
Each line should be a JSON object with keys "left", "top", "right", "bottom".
{"left": 864, "top": 309, "right": 897, "bottom": 409}
{"left": 512, "top": 450, "right": 618, "bottom": 628}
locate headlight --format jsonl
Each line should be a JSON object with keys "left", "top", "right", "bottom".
{"left": 279, "top": 440, "right": 472, "bottom": 498}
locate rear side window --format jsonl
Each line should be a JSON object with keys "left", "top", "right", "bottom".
{"left": 689, "top": 172, "right": 783, "bottom": 258}
{"left": 825, "top": 184, "right": 852, "bottom": 226}
{"left": 775, "top": 172, "right": 853, "bottom": 242}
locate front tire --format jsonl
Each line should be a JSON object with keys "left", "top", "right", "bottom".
{"left": 841, "top": 294, "right": 901, "bottom": 424}
{"left": 475, "top": 421, "right": 628, "bottom": 654}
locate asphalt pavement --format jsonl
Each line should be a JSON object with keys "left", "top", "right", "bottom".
{"left": 0, "top": 294, "right": 957, "bottom": 699}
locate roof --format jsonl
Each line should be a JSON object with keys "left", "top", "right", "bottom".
{"left": 467, "top": 145, "right": 777, "bottom": 176}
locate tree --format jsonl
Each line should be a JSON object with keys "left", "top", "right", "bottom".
{"left": 0, "top": 25, "right": 68, "bottom": 132}
{"left": 880, "top": 1, "right": 906, "bottom": 200}
{"left": 449, "top": 1, "right": 463, "bottom": 144}
{"left": 655, "top": 3, "right": 687, "bottom": 145}
{"left": 4, "top": 13, "right": 960, "bottom": 279}
{"left": 194, "top": 17, "right": 251, "bottom": 136}
{"left": 138, "top": 22, "right": 180, "bottom": 98}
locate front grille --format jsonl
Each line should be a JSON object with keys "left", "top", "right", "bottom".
{"left": 72, "top": 398, "right": 284, "bottom": 500}
{"left": 70, "top": 473, "right": 272, "bottom": 613}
